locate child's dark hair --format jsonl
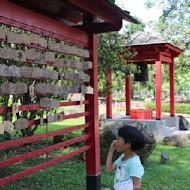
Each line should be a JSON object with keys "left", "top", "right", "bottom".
{"left": 118, "top": 125, "right": 145, "bottom": 151}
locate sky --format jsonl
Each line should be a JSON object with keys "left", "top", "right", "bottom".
{"left": 115, "top": 0, "right": 163, "bottom": 32}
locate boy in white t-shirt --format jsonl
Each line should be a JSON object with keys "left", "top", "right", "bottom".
{"left": 106, "top": 125, "right": 145, "bottom": 190}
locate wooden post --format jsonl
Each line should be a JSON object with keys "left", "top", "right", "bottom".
{"left": 170, "top": 57, "right": 175, "bottom": 116}
{"left": 155, "top": 54, "right": 162, "bottom": 120}
{"left": 84, "top": 14, "right": 101, "bottom": 190}
{"left": 125, "top": 76, "right": 131, "bottom": 115}
{"left": 106, "top": 68, "right": 112, "bottom": 118}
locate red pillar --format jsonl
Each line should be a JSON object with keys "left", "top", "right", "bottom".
{"left": 170, "top": 58, "right": 175, "bottom": 116}
{"left": 84, "top": 15, "right": 101, "bottom": 190}
{"left": 155, "top": 56, "right": 162, "bottom": 120}
{"left": 125, "top": 76, "right": 131, "bottom": 115}
{"left": 106, "top": 68, "right": 112, "bottom": 118}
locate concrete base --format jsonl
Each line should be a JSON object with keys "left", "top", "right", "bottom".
{"left": 100, "top": 115, "right": 180, "bottom": 142}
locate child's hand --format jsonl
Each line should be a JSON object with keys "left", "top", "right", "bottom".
{"left": 109, "top": 140, "right": 117, "bottom": 153}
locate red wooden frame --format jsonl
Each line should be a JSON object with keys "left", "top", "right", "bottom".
{"left": 0, "top": 1, "right": 100, "bottom": 189}
{"left": 125, "top": 44, "right": 183, "bottom": 120}
{"left": 106, "top": 68, "right": 112, "bottom": 118}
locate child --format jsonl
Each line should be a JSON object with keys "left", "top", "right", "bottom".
{"left": 106, "top": 125, "right": 145, "bottom": 190}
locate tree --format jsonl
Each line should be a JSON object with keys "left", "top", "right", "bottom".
{"left": 145, "top": 0, "right": 190, "bottom": 95}
{"left": 98, "top": 18, "right": 146, "bottom": 96}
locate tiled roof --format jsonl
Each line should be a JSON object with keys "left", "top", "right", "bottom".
{"left": 128, "top": 32, "right": 167, "bottom": 46}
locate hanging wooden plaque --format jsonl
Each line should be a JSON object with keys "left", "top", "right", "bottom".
{"left": 60, "top": 44, "right": 69, "bottom": 54}
{"left": 0, "top": 64, "right": 9, "bottom": 77}
{"left": 45, "top": 83, "right": 54, "bottom": 94}
{"left": 86, "top": 61, "right": 93, "bottom": 69}
{"left": 42, "top": 68, "right": 51, "bottom": 79}
{"left": 20, "top": 66, "right": 32, "bottom": 78}
{"left": 8, "top": 65, "right": 21, "bottom": 78}
{"left": 12, "top": 102, "right": 19, "bottom": 114}
{"left": 14, "top": 118, "right": 28, "bottom": 130}
{"left": 53, "top": 86, "right": 62, "bottom": 95}
{"left": 47, "top": 114, "right": 54, "bottom": 123}
{"left": 53, "top": 58, "right": 63, "bottom": 68}
{"left": 83, "top": 49, "right": 90, "bottom": 58}
{"left": 31, "top": 67, "right": 43, "bottom": 78}
{"left": 50, "top": 70, "right": 58, "bottom": 80}
{"left": 64, "top": 70, "right": 77, "bottom": 80}
{"left": 0, "top": 28, "right": 6, "bottom": 40}
{"left": 40, "top": 98, "right": 52, "bottom": 108}
{"left": 81, "top": 85, "right": 94, "bottom": 94}
{"left": 29, "top": 85, "right": 35, "bottom": 96}
{"left": 25, "top": 49, "right": 38, "bottom": 60}
{"left": 39, "top": 38, "right": 47, "bottom": 48}
{"left": 34, "top": 83, "right": 46, "bottom": 94}
{"left": 15, "top": 82, "right": 28, "bottom": 94}
{"left": 78, "top": 48, "right": 85, "bottom": 57}
{"left": 65, "top": 59, "right": 72, "bottom": 68}
{"left": 51, "top": 99, "right": 59, "bottom": 109}
{"left": 71, "top": 46, "right": 79, "bottom": 55}
{"left": 48, "top": 41, "right": 61, "bottom": 52}
{"left": 4, "top": 121, "right": 14, "bottom": 134}
{"left": 35, "top": 54, "right": 46, "bottom": 65}
{"left": 1, "top": 82, "right": 15, "bottom": 95}
{"left": 1, "top": 48, "right": 14, "bottom": 59}
{"left": 7, "top": 32, "right": 21, "bottom": 44}
{"left": 21, "top": 33, "right": 31, "bottom": 45}
{"left": 44, "top": 52, "right": 55, "bottom": 62}
{"left": 31, "top": 34, "right": 40, "bottom": 45}
{"left": 78, "top": 71, "right": 86, "bottom": 80}
{"left": 0, "top": 123, "right": 4, "bottom": 134}
{"left": 14, "top": 50, "right": 26, "bottom": 62}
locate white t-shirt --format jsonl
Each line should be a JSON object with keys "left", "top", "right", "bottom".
{"left": 114, "top": 154, "right": 144, "bottom": 189}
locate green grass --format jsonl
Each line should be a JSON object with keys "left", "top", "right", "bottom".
{"left": 1, "top": 143, "right": 190, "bottom": 190}
{"left": 35, "top": 117, "right": 85, "bottom": 135}
{"left": 102, "top": 143, "right": 190, "bottom": 189}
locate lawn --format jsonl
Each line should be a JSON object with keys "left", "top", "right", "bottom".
{"left": 1, "top": 143, "right": 190, "bottom": 190}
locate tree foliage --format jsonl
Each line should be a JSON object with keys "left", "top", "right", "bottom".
{"left": 145, "top": 0, "right": 190, "bottom": 93}
{"left": 98, "top": 19, "right": 146, "bottom": 95}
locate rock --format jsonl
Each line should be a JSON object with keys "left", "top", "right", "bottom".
{"left": 160, "top": 152, "right": 169, "bottom": 164}
{"left": 162, "top": 131, "right": 190, "bottom": 147}
{"left": 135, "top": 123, "right": 156, "bottom": 164}
{"left": 178, "top": 115, "right": 190, "bottom": 130}
{"left": 99, "top": 121, "right": 156, "bottom": 164}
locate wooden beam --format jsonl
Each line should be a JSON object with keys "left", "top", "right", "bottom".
{"left": 75, "top": 21, "right": 122, "bottom": 34}
{"left": 0, "top": 0, "right": 89, "bottom": 47}
{"left": 69, "top": 0, "right": 121, "bottom": 25}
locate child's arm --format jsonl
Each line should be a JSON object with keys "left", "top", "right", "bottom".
{"left": 133, "top": 177, "right": 141, "bottom": 190}
{"left": 105, "top": 140, "right": 117, "bottom": 173}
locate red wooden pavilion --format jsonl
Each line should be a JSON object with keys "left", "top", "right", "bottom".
{"left": 106, "top": 32, "right": 183, "bottom": 120}
{"left": 0, "top": 0, "right": 138, "bottom": 190}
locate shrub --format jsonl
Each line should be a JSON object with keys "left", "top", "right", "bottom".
{"left": 145, "top": 102, "right": 190, "bottom": 114}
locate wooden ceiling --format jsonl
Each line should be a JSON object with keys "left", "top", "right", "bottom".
{"left": 9, "top": 0, "right": 138, "bottom": 25}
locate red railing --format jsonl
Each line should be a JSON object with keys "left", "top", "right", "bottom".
{"left": 0, "top": 1, "right": 100, "bottom": 189}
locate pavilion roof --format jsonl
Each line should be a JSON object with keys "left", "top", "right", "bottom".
{"left": 127, "top": 32, "right": 183, "bottom": 60}
{"left": 128, "top": 32, "right": 167, "bottom": 46}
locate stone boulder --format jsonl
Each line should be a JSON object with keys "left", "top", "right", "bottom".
{"left": 178, "top": 115, "right": 190, "bottom": 130}
{"left": 99, "top": 121, "right": 156, "bottom": 164}
{"left": 135, "top": 123, "right": 156, "bottom": 164}
{"left": 162, "top": 131, "right": 190, "bottom": 147}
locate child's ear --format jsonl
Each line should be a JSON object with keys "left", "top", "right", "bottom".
{"left": 126, "top": 142, "right": 131, "bottom": 148}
